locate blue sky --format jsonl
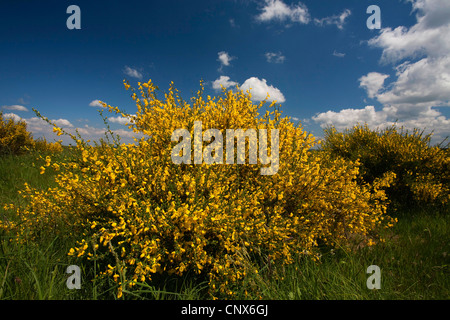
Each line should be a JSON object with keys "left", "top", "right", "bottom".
{"left": 1, "top": 0, "right": 449, "bottom": 145}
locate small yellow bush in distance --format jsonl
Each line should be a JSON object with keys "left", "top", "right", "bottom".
{"left": 0, "top": 112, "right": 35, "bottom": 155}
{"left": 0, "top": 112, "right": 63, "bottom": 156}
{"left": 1, "top": 80, "right": 396, "bottom": 298}
{"left": 321, "top": 124, "right": 449, "bottom": 208}
{"left": 33, "top": 137, "right": 64, "bottom": 153}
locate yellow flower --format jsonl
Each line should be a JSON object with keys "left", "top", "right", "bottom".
{"left": 52, "top": 126, "right": 63, "bottom": 136}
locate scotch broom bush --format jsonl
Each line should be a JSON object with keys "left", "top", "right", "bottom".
{"left": 321, "top": 124, "right": 449, "bottom": 208}
{"left": 1, "top": 80, "right": 396, "bottom": 298}
{"left": 0, "top": 112, "right": 35, "bottom": 156}
{"left": 33, "top": 137, "right": 63, "bottom": 154}
{"left": 0, "top": 112, "right": 63, "bottom": 156}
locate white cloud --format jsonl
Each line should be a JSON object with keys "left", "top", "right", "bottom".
{"left": 53, "top": 119, "right": 74, "bottom": 128}
{"left": 332, "top": 50, "right": 345, "bottom": 58}
{"left": 240, "top": 77, "right": 286, "bottom": 103}
{"left": 366, "top": 0, "right": 450, "bottom": 119}
{"left": 217, "top": 51, "right": 235, "bottom": 71}
{"left": 3, "top": 113, "right": 73, "bottom": 129}
{"left": 265, "top": 51, "right": 286, "bottom": 63}
{"left": 369, "top": 0, "right": 450, "bottom": 63}
{"left": 1, "top": 105, "right": 28, "bottom": 112}
{"left": 89, "top": 100, "right": 105, "bottom": 108}
{"left": 3, "top": 113, "right": 139, "bottom": 145}
{"left": 108, "top": 115, "right": 135, "bottom": 125}
{"left": 359, "top": 72, "right": 390, "bottom": 99}
{"left": 366, "top": 0, "right": 450, "bottom": 110}
{"left": 2, "top": 112, "right": 23, "bottom": 122}
{"left": 313, "top": 0, "right": 450, "bottom": 144}
{"left": 212, "top": 76, "right": 285, "bottom": 103}
{"left": 314, "top": 9, "right": 351, "bottom": 29}
{"left": 376, "top": 56, "right": 450, "bottom": 109}
{"left": 312, "top": 105, "right": 450, "bottom": 143}
{"left": 256, "top": 0, "right": 310, "bottom": 24}
{"left": 123, "top": 66, "right": 143, "bottom": 79}
{"left": 75, "top": 124, "right": 107, "bottom": 138}
{"left": 2, "top": 110, "right": 141, "bottom": 145}
{"left": 255, "top": 2, "right": 352, "bottom": 30}
{"left": 313, "top": 106, "right": 389, "bottom": 130}
{"left": 212, "top": 76, "right": 238, "bottom": 90}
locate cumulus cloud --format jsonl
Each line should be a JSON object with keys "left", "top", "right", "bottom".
{"left": 256, "top": 0, "right": 310, "bottom": 24}
{"left": 89, "top": 100, "right": 105, "bottom": 108}
{"left": 367, "top": 0, "right": 450, "bottom": 115}
{"left": 313, "top": 106, "right": 390, "bottom": 130}
{"left": 108, "top": 115, "right": 135, "bottom": 125}
{"left": 123, "top": 66, "right": 143, "bottom": 79}
{"left": 312, "top": 105, "right": 450, "bottom": 143}
{"left": 212, "top": 76, "right": 238, "bottom": 90}
{"left": 53, "top": 119, "right": 74, "bottom": 128}
{"left": 265, "top": 51, "right": 285, "bottom": 63}
{"left": 314, "top": 9, "right": 351, "bottom": 29}
{"left": 1, "top": 105, "right": 29, "bottom": 112}
{"left": 313, "top": 0, "right": 450, "bottom": 144}
{"left": 212, "top": 76, "right": 285, "bottom": 103}
{"left": 2, "top": 112, "right": 23, "bottom": 122}
{"left": 240, "top": 77, "right": 286, "bottom": 103}
{"left": 217, "top": 51, "right": 232, "bottom": 66}
{"left": 369, "top": 0, "right": 450, "bottom": 63}
{"left": 376, "top": 57, "right": 450, "bottom": 109}
{"left": 359, "top": 72, "right": 390, "bottom": 99}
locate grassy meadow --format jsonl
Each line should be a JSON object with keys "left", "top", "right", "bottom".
{"left": 1, "top": 148, "right": 448, "bottom": 300}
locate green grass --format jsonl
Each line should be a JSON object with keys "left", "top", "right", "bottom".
{"left": 245, "top": 208, "right": 449, "bottom": 300}
{"left": 0, "top": 151, "right": 448, "bottom": 300}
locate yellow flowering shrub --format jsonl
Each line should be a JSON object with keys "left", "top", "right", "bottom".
{"left": 321, "top": 124, "right": 450, "bottom": 207}
{"left": 33, "top": 137, "right": 64, "bottom": 153}
{"left": 0, "top": 112, "right": 63, "bottom": 156}
{"left": 0, "top": 112, "right": 35, "bottom": 155}
{"left": 1, "top": 80, "right": 396, "bottom": 298}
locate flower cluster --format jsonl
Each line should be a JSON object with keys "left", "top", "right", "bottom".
{"left": 33, "top": 137, "right": 64, "bottom": 153}
{"left": 1, "top": 80, "right": 396, "bottom": 298}
{"left": 0, "top": 112, "right": 35, "bottom": 155}
{"left": 0, "top": 112, "right": 63, "bottom": 156}
{"left": 321, "top": 124, "right": 449, "bottom": 207}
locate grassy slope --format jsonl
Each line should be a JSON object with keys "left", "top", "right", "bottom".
{"left": 0, "top": 152, "right": 448, "bottom": 300}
